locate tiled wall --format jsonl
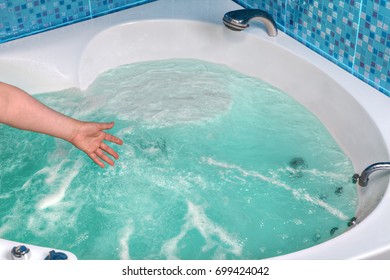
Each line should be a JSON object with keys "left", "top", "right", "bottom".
{"left": 0, "top": 0, "right": 155, "bottom": 42}
{"left": 0, "top": 0, "right": 389, "bottom": 96}
{"left": 234, "top": 0, "right": 389, "bottom": 96}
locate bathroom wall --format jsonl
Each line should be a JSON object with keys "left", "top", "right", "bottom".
{"left": 233, "top": 0, "right": 389, "bottom": 96}
{"left": 0, "top": 0, "right": 155, "bottom": 42}
{"left": 0, "top": 0, "right": 389, "bottom": 96}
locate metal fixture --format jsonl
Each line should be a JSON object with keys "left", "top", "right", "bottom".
{"left": 347, "top": 217, "right": 357, "bottom": 227}
{"left": 44, "top": 250, "right": 68, "bottom": 260}
{"left": 223, "top": 9, "right": 278, "bottom": 37}
{"left": 11, "top": 245, "right": 31, "bottom": 260}
{"left": 352, "top": 162, "right": 390, "bottom": 187}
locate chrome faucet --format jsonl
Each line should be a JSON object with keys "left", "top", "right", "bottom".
{"left": 223, "top": 9, "right": 278, "bottom": 37}
{"left": 353, "top": 162, "right": 390, "bottom": 187}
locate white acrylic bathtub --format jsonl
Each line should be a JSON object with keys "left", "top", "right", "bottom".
{"left": 0, "top": 0, "right": 389, "bottom": 260}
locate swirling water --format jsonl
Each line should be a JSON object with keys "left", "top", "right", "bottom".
{"left": 0, "top": 59, "right": 357, "bottom": 259}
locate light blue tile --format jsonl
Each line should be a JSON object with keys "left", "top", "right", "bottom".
{"left": 355, "top": 0, "right": 390, "bottom": 93}
{"left": 0, "top": 0, "right": 91, "bottom": 42}
{"left": 0, "top": 0, "right": 153, "bottom": 43}
{"left": 286, "top": 0, "right": 361, "bottom": 70}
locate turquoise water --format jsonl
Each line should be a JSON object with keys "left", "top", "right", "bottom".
{"left": 0, "top": 59, "right": 356, "bottom": 259}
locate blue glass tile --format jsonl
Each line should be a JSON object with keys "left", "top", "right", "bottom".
{"left": 356, "top": 0, "right": 390, "bottom": 93}
{"left": 0, "top": 0, "right": 91, "bottom": 42}
{"left": 0, "top": 0, "right": 156, "bottom": 43}
{"left": 285, "top": 0, "right": 361, "bottom": 72}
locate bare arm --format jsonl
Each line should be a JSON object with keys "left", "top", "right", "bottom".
{"left": 0, "top": 82, "right": 123, "bottom": 168}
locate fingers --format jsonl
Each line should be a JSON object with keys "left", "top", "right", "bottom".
{"left": 95, "top": 148, "right": 115, "bottom": 166}
{"left": 99, "top": 121, "right": 115, "bottom": 130}
{"left": 90, "top": 140, "right": 120, "bottom": 168}
{"left": 89, "top": 147, "right": 115, "bottom": 168}
{"left": 88, "top": 121, "right": 124, "bottom": 168}
{"left": 89, "top": 152, "right": 106, "bottom": 168}
{"left": 104, "top": 133, "right": 123, "bottom": 145}
{"left": 100, "top": 122, "right": 123, "bottom": 145}
{"left": 100, "top": 142, "right": 119, "bottom": 160}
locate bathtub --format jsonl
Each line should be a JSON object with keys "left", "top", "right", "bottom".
{"left": 0, "top": 0, "right": 389, "bottom": 260}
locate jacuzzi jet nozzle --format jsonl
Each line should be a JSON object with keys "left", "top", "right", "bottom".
{"left": 347, "top": 217, "right": 357, "bottom": 227}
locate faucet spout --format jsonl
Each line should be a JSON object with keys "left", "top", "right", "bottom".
{"left": 223, "top": 9, "right": 278, "bottom": 37}
{"left": 353, "top": 162, "right": 390, "bottom": 187}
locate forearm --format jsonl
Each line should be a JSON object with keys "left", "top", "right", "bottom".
{"left": 0, "top": 82, "right": 80, "bottom": 142}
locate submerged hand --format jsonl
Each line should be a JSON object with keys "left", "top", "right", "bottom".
{"left": 0, "top": 82, "right": 123, "bottom": 168}
{"left": 69, "top": 121, "right": 123, "bottom": 168}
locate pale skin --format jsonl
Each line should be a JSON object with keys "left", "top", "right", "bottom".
{"left": 0, "top": 82, "right": 123, "bottom": 168}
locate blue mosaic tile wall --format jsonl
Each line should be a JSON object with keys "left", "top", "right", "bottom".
{"left": 234, "top": 0, "right": 390, "bottom": 96}
{"left": 0, "top": 0, "right": 155, "bottom": 42}
{"left": 0, "top": 0, "right": 388, "bottom": 96}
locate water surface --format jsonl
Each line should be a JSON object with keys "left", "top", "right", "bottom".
{"left": 0, "top": 59, "right": 356, "bottom": 259}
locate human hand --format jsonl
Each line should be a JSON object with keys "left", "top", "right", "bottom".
{"left": 69, "top": 121, "right": 123, "bottom": 168}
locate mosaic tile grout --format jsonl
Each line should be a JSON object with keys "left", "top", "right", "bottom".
{"left": 0, "top": 0, "right": 156, "bottom": 43}
{"left": 351, "top": 0, "right": 365, "bottom": 79}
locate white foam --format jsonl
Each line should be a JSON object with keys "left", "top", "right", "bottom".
{"left": 0, "top": 222, "right": 12, "bottom": 236}
{"left": 160, "top": 222, "right": 188, "bottom": 260}
{"left": 37, "top": 160, "right": 82, "bottom": 210}
{"left": 118, "top": 219, "right": 134, "bottom": 260}
{"left": 202, "top": 157, "right": 349, "bottom": 221}
{"left": 44, "top": 159, "right": 68, "bottom": 185}
{"left": 278, "top": 166, "right": 349, "bottom": 180}
{"left": 20, "top": 167, "right": 50, "bottom": 190}
{"left": 21, "top": 142, "right": 74, "bottom": 191}
{"left": 85, "top": 60, "right": 233, "bottom": 126}
{"left": 27, "top": 199, "right": 83, "bottom": 236}
{"left": 0, "top": 192, "right": 12, "bottom": 199}
{"left": 117, "top": 126, "right": 134, "bottom": 138}
{"left": 161, "top": 200, "right": 242, "bottom": 259}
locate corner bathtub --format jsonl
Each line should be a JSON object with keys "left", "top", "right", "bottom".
{"left": 0, "top": 0, "right": 389, "bottom": 260}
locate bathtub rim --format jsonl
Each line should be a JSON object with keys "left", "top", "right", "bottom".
{"left": 0, "top": 0, "right": 389, "bottom": 260}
